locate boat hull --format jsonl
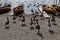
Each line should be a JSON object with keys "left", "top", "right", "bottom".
{"left": 13, "top": 5, "right": 24, "bottom": 16}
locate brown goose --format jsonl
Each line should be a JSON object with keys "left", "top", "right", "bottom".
{"left": 0, "top": 4, "right": 11, "bottom": 14}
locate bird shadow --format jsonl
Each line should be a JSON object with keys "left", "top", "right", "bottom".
{"left": 48, "top": 30, "right": 55, "bottom": 35}
{"left": 37, "top": 31, "right": 45, "bottom": 38}
{"left": 13, "top": 21, "right": 16, "bottom": 23}
{"left": 21, "top": 24, "right": 27, "bottom": 27}
{"left": 5, "top": 26, "right": 10, "bottom": 29}
{"left": 30, "top": 26, "right": 35, "bottom": 30}
{"left": 53, "top": 23, "right": 57, "bottom": 26}
{"left": 12, "top": 16, "right": 16, "bottom": 20}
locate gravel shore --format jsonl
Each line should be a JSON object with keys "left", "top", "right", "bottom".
{"left": 0, "top": 13, "right": 60, "bottom": 40}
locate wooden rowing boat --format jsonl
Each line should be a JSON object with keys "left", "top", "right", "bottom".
{"left": 52, "top": 5, "right": 60, "bottom": 12}
{"left": 42, "top": 5, "right": 56, "bottom": 14}
{"left": 0, "top": 4, "right": 11, "bottom": 14}
{"left": 13, "top": 4, "right": 24, "bottom": 16}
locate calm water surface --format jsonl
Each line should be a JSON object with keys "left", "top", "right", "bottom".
{"left": 2, "top": 0, "right": 59, "bottom": 15}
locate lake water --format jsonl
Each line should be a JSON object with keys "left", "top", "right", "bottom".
{"left": 1, "top": 0, "right": 60, "bottom": 15}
